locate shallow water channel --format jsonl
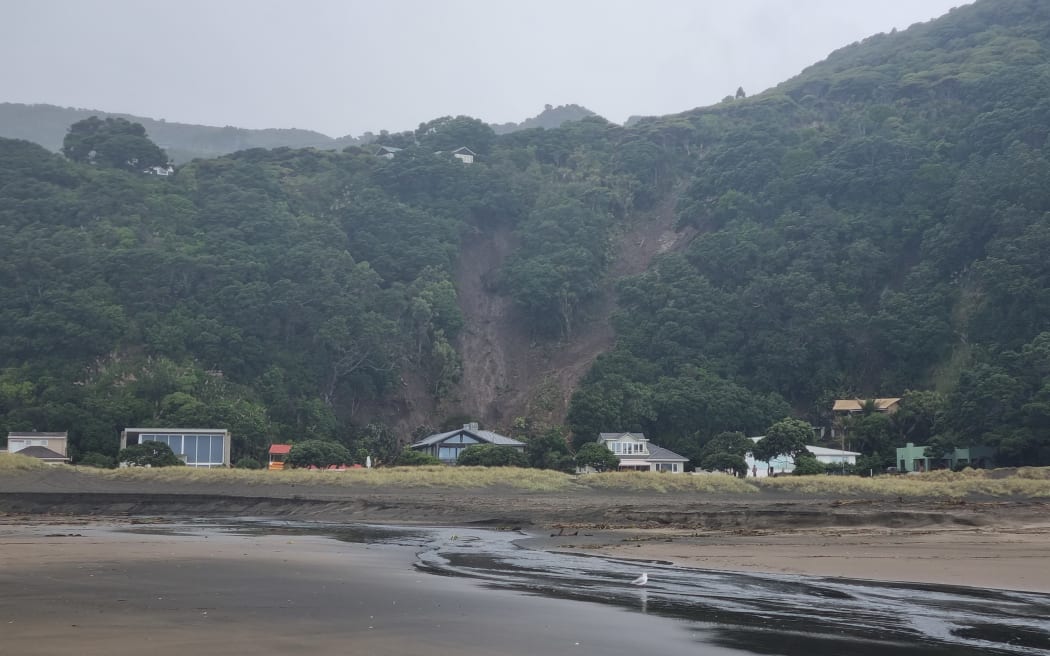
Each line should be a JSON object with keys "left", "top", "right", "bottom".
{"left": 136, "top": 519, "right": 1050, "bottom": 656}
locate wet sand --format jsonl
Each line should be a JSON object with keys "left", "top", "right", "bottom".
{"left": 541, "top": 524, "right": 1050, "bottom": 594}
{"left": 0, "top": 520, "right": 724, "bottom": 656}
{"left": 2, "top": 468, "right": 1050, "bottom": 595}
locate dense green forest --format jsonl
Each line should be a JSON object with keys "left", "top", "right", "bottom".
{"left": 2, "top": 0, "right": 1050, "bottom": 468}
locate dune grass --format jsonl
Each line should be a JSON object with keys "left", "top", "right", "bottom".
{"left": 35, "top": 461, "right": 1050, "bottom": 499}
{"left": 577, "top": 471, "right": 759, "bottom": 494}
{"left": 0, "top": 452, "right": 50, "bottom": 471}
{"left": 756, "top": 468, "right": 1050, "bottom": 499}
{"left": 86, "top": 464, "right": 576, "bottom": 493}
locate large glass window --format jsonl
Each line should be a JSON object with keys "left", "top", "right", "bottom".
{"left": 183, "top": 435, "right": 197, "bottom": 464}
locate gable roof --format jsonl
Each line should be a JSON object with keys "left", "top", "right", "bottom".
{"left": 411, "top": 427, "right": 524, "bottom": 448}
{"left": 643, "top": 444, "right": 689, "bottom": 462}
{"left": 268, "top": 444, "right": 292, "bottom": 455}
{"left": 832, "top": 398, "right": 901, "bottom": 412}
{"left": 599, "top": 432, "right": 646, "bottom": 441}
{"left": 15, "top": 446, "right": 68, "bottom": 460}
{"left": 451, "top": 146, "right": 476, "bottom": 156}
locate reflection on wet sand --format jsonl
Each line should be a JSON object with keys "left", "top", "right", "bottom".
{"left": 2, "top": 518, "right": 1048, "bottom": 656}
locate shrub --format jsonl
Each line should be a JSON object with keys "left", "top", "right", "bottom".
{"left": 395, "top": 450, "right": 442, "bottom": 466}
{"left": 456, "top": 444, "right": 528, "bottom": 467}
{"left": 574, "top": 442, "right": 620, "bottom": 472}
{"left": 78, "top": 452, "right": 116, "bottom": 469}
{"left": 286, "top": 440, "right": 352, "bottom": 468}
{"left": 792, "top": 453, "right": 826, "bottom": 476}
{"left": 235, "top": 456, "right": 263, "bottom": 469}
{"left": 700, "top": 452, "right": 748, "bottom": 477}
{"left": 118, "top": 441, "right": 184, "bottom": 467}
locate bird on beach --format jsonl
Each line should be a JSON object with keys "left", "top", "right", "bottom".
{"left": 629, "top": 572, "right": 648, "bottom": 586}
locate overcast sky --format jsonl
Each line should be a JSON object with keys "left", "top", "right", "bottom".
{"left": 3, "top": 0, "right": 970, "bottom": 137}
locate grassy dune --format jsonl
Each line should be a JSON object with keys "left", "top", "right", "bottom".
{"left": 11, "top": 455, "right": 1050, "bottom": 499}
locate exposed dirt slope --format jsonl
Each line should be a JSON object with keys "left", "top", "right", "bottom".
{"left": 449, "top": 189, "right": 696, "bottom": 430}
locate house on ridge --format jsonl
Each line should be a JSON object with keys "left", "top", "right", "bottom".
{"left": 451, "top": 146, "right": 476, "bottom": 164}
{"left": 410, "top": 423, "right": 524, "bottom": 464}
{"left": 596, "top": 432, "right": 688, "bottom": 473}
{"left": 374, "top": 145, "right": 403, "bottom": 159}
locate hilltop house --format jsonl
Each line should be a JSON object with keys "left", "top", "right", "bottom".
{"left": 410, "top": 423, "right": 524, "bottom": 464}
{"left": 451, "top": 146, "right": 476, "bottom": 164}
{"left": 832, "top": 397, "right": 901, "bottom": 415}
{"left": 744, "top": 437, "right": 861, "bottom": 477}
{"left": 596, "top": 432, "right": 688, "bottom": 473}
{"left": 374, "top": 145, "right": 402, "bottom": 159}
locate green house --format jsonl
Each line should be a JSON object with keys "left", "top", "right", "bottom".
{"left": 896, "top": 442, "right": 996, "bottom": 472}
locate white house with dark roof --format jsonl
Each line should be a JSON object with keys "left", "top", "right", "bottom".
{"left": 410, "top": 423, "right": 524, "bottom": 464}
{"left": 451, "top": 146, "right": 476, "bottom": 164}
{"left": 597, "top": 432, "right": 688, "bottom": 473}
{"left": 374, "top": 145, "right": 403, "bottom": 159}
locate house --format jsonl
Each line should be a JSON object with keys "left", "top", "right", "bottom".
{"left": 744, "top": 436, "right": 861, "bottom": 477}
{"left": 830, "top": 397, "right": 902, "bottom": 438}
{"left": 451, "top": 146, "right": 476, "bottom": 164}
{"left": 144, "top": 164, "right": 174, "bottom": 176}
{"left": 597, "top": 432, "right": 688, "bottom": 473}
{"left": 268, "top": 444, "right": 292, "bottom": 470}
{"left": 120, "top": 428, "right": 231, "bottom": 468}
{"left": 6, "top": 431, "right": 69, "bottom": 458}
{"left": 896, "top": 442, "right": 996, "bottom": 473}
{"left": 410, "top": 423, "right": 524, "bottom": 464}
{"left": 374, "top": 145, "right": 402, "bottom": 159}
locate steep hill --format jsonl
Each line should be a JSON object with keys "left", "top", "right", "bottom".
{"left": 2, "top": 0, "right": 1049, "bottom": 469}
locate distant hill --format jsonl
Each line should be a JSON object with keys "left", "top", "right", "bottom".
{"left": 0, "top": 103, "right": 364, "bottom": 164}
{"left": 0, "top": 102, "right": 600, "bottom": 163}
{"left": 491, "top": 104, "right": 598, "bottom": 134}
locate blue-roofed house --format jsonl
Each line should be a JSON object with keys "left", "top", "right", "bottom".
{"left": 410, "top": 423, "right": 525, "bottom": 464}
{"left": 597, "top": 432, "right": 689, "bottom": 473}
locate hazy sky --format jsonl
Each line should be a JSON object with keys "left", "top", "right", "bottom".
{"left": 3, "top": 0, "right": 970, "bottom": 137}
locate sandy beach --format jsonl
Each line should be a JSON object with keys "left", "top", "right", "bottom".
{"left": 2, "top": 467, "right": 1050, "bottom": 593}
{"left": 3, "top": 468, "right": 1050, "bottom": 654}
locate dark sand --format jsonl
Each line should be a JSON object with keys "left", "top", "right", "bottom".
{"left": 0, "top": 520, "right": 722, "bottom": 656}
{"left": 3, "top": 469, "right": 1050, "bottom": 655}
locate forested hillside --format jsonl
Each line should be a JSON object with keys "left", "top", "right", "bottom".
{"left": 2, "top": 0, "right": 1049, "bottom": 468}
{"left": 0, "top": 103, "right": 601, "bottom": 164}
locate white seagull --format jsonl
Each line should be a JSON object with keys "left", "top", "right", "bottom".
{"left": 629, "top": 572, "right": 648, "bottom": 586}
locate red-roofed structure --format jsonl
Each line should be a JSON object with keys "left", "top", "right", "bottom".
{"left": 268, "top": 444, "right": 292, "bottom": 470}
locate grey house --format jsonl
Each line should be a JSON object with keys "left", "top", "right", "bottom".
{"left": 411, "top": 423, "right": 524, "bottom": 464}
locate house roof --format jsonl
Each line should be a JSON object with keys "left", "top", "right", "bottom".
{"left": 599, "top": 432, "right": 646, "bottom": 441}
{"left": 124, "top": 428, "right": 228, "bottom": 434}
{"left": 806, "top": 445, "right": 862, "bottom": 457}
{"left": 750, "top": 437, "right": 861, "bottom": 457}
{"left": 832, "top": 398, "right": 901, "bottom": 412}
{"left": 644, "top": 444, "right": 689, "bottom": 462}
{"left": 451, "top": 146, "right": 476, "bottom": 155}
{"left": 375, "top": 145, "right": 402, "bottom": 153}
{"left": 268, "top": 444, "right": 292, "bottom": 455}
{"left": 411, "top": 428, "right": 524, "bottom": 448}
{"left": 7, "top": 432, "right": 68, "bottom": 439}
{"left": 15, "top": 446, "right": 68, "bottom": 460}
